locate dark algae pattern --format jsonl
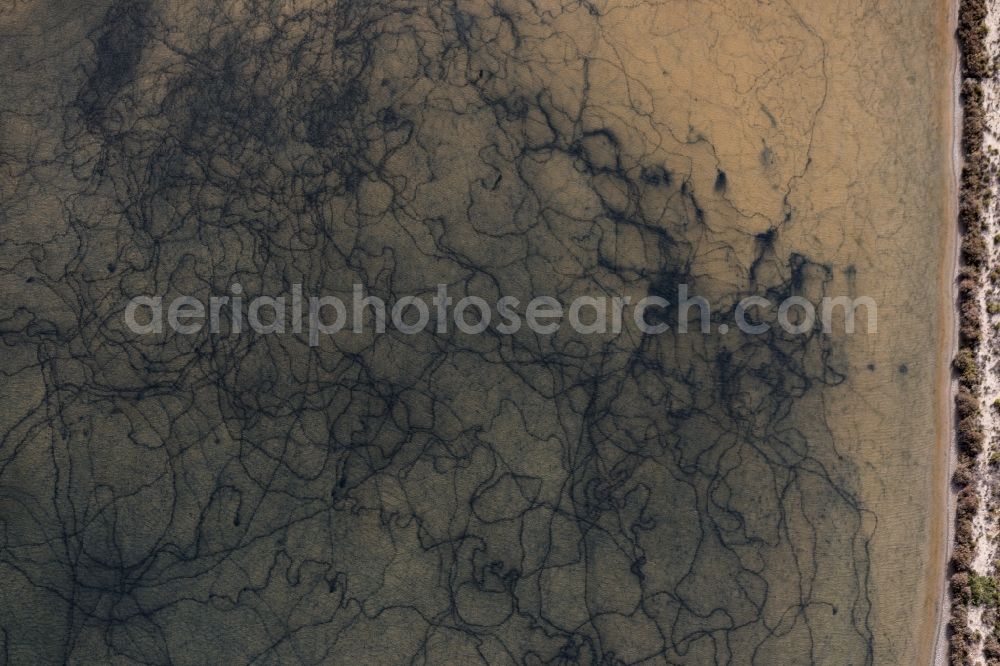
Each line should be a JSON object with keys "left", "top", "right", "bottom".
{"left": 0, "top": 0, "right": 953, "bottom": 664}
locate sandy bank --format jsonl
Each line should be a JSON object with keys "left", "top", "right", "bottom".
{"left": 932, "top": 0, "right": 962, "bottom": 662}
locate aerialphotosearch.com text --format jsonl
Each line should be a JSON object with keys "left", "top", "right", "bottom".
{"left": 124, "top": 283, "right": 878, "bottom": 345}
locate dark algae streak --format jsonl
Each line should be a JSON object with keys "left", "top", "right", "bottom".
{"left": 0, "top": 0, "right": 955, "bottom": 663}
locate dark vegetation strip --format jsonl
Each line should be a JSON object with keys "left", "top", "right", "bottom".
{"left": 951, "top": 1, "right": 998, "bottom": 663}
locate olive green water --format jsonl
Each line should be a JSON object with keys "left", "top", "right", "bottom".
{"left": 0, "top": 0, "right": 953, "bottom": 663}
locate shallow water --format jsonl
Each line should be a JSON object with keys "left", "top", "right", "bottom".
{"left": 0, "top": 0, "right": 953, "bottom": 663}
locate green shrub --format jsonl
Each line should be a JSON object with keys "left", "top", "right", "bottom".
{"left": 970, "top": 573, "right": 1000, "bottom": 606}
{"left": 954, "top": 463, "right": 974, "bottom": 487}
{"left": 955, "top": 348, "right": 982, "bottom": 388}
{"left": 964, "top": 233, "right": 988, "bottom": 267}
{"left": 958, "top": 416, "right": 985, "bottom": 455}
{"left": 957, "top": 388, "right": 980, "bottom": 418}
